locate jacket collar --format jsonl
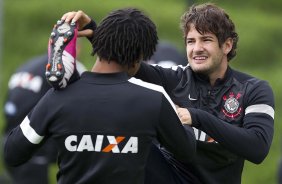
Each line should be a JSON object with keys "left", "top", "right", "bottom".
{"left": 193, "top": 66, "right": 233, "bottom": 87}
{"left": 80, "top": 71, "right": 130, "bottom": 84}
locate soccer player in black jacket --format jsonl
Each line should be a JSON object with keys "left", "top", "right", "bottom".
{"left": 4, "top": 8, "right": 196, "bottom": 184}
{"left": 136, "top": 4, "right": 275, "bottom": 184}
{"left": 53, "top": 3, "right": 275, "bottom": 184}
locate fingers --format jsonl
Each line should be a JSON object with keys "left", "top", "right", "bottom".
{"left": 72, "top": 10, "right": 86, "bottom": 23}
{"left": 176, "top": 107, "right": 192, "bottom": 125}
{"left": 61, "top": 11, "right": 77, "bottom": 23}
{"left": 60, "top": 10, "right": 91, "bottom": 30}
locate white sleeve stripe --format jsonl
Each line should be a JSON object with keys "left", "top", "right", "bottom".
{"left": 150, "top": 63, "right": 188, "bottom": 71}
{"left": 128, "top": 77, "right": 177, "bottom": 112}
{"left": 245, "top": 104, "right": 274, "bottom": 119}
{"left": 20, "top": 116, "right": 44, "bottom": 144}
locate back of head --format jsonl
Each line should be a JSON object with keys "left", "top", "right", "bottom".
{"left": 92, "top": 8, "right": 158, "bottom": 67}
{"left": 180, "top": 3, "right": 238, "bottom": 61}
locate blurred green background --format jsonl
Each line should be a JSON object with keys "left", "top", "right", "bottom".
{"left": 0, "top": 0, "right": 281, "bottom": 183}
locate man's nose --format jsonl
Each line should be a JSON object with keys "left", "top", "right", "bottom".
{"left": 193, "top": 41, "right": 204, "bottom": 52}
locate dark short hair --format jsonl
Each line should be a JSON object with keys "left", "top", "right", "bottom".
{"left": 180, "top": 3, "right": 238, "bottom": 61}
{"left": 92, "top": 8, "right": 158, "bottom": 67}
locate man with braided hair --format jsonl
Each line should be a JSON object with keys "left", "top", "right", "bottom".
{"left": 4, "top": 8, "right": 196, "bottom": 184}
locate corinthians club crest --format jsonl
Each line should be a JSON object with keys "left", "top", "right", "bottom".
{"left": 222, "top": 92, "right": 242, "bottom": 118}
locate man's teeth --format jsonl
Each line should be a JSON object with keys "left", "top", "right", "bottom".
{"left": 194, "top": 56, "right": 207, "bottom": 60}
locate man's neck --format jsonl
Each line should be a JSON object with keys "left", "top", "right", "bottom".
{"left": 91, "top": 58, "right": 126, "bottom": 73}
{"left": 208, "top": 63, "right": 228, "bottom": 86}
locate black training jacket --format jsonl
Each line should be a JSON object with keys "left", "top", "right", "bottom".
{"left": 136, "top": 63, "right": 275, "bottom": 184}
{"left": 4, "top": 72, "right": 196, "bottom": 184}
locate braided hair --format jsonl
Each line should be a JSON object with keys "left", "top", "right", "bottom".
{"left": 92, "top": 8, "right": 158, "bottom": 67}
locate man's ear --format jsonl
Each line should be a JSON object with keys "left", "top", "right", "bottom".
{"left": 223, "top": 38, "right": 233, "bottom": 55}
{"left": 127, "top": 61, "right": 141, "bottom": 77}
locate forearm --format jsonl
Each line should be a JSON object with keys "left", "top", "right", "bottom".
{"left": 135, "top": 62, "right": 164, "bottom": 85}
{"left": 4, "top": 126, "right": 40, "bottom": 166}
{"left": 189, "top": 108, "right": 273, "bottom": 163}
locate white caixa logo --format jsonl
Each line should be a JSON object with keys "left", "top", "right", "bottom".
{"left": 65, "top": 135, "right": 138, "bottom": 153}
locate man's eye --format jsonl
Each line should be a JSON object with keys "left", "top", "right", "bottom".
{"left": 187, "top": 40, "right": 194, "bottom": 44}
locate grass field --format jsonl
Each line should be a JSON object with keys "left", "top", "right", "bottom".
{"left": 1, "top": 0, "right": 282, "bottom": 183}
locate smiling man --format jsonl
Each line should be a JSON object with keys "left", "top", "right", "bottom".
{"left": 135, "top": 3, "right": 275, "bottom": 184}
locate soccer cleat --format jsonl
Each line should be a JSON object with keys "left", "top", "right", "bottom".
{"left": 46, "top": 20, "right": 78, "bottom": 89}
